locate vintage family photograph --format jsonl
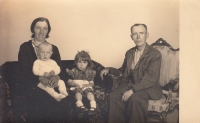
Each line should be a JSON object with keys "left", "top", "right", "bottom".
{"left": 1, "top": 0, "right": 197, "bottom": 123}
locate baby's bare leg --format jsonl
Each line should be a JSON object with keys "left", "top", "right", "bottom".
{"left": 37, "top": 82, "right": 66, "bottom": 102}
{"left": 57, "top": 80, "right": 68, "bottom": 96}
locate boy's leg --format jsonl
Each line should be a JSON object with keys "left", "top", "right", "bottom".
{"left": 87, "top": 92, "right": 96, "bottom": 110}
{"left": 57, "top": 80, "right": 68, "bottom": 96}
{"left": 75, "top": 92, "right": 83, "bottom": 107}
{"left": 75, "top": 92, "right": 88, "bottom": 111}
{"left": 37, "top": 82, "right": 66, "bottom": 102}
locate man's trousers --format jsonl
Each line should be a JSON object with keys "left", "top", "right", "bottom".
{"left": 108, "top": 84, "right": 149, "bottom": 123}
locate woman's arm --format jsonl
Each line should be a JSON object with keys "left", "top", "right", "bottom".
{"left": 18, "top": 43, "right": 39, "bottom": 88}
{"left": 47, "top": 45, "right": 62, "bottom": 87}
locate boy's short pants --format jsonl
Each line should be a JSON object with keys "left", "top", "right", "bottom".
{"left": 71, "top": 87, "right": 94, "bottom": 97}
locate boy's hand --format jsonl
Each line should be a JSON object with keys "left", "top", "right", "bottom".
{"left": 74, "top": 83, "right": 80, "bottom": 88}
{"left": 82, "top": 84, "right": 90, "bottom": 87}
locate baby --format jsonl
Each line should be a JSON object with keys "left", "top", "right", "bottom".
{"left": 33, "top": 42, "right": 68, "bottom": 101}
{"left": 66, "top": 51, "right": 96, "bottom": 112}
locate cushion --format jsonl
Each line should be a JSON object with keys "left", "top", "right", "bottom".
{"left": 148, "top": 95, "right": 169, "bottom": 113}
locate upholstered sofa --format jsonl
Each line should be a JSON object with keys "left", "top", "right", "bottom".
{"left": 1, "top": 60, "right": 110, "bottom": 123}
{"left": 0, "top": 38, "right": 179, "bottom": 123}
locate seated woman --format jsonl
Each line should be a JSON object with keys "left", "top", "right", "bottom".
{"left": 18, "top": 17, "right": 71, "bottom": 122}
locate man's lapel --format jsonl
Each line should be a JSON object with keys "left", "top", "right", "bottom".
{"left": 126, "top": 47, "right": 135, "bottom": 75}
{"left": 133, "top": 43, "right": 150, "bottom": 71}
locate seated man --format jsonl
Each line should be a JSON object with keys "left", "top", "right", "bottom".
{"left": 100, "top": 23, "right": 162, "bottom": 123}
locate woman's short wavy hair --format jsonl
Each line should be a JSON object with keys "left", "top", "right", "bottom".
{"left": 74, "top": 50, "right": 94, "bottom": 69}
{"left": 30, "top": 17, "right": 51, "bottom": 38}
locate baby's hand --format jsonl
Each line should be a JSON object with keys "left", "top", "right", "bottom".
{"left": 48, "top": 70, "right": 55, "bottom": 78}
{"left": 49, "top": 70, "right": 55, "bottom": 75}
{"left": 43, "top": 72, "right": 49, "bottom": 78}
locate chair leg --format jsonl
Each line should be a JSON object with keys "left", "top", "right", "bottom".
{"left": 161, "top": 112, "right": 167, "bottom": 123}
{"left": 148, "top": 111, "right": 166, "bottom": 123}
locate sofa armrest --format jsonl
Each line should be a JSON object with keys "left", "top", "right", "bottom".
{"left": 103, "top": 73, "right": 122, "bottom": 92}
{"left": 165, "top": 78, "right": 179, "bottom": 103}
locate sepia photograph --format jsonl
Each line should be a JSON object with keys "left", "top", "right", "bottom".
{"left": 0, "top": 0, "right": 198, "bottom": 123}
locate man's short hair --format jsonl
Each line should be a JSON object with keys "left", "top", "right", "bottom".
{"left": 30, "top": 17, "right": 51, "bottom": 38}
{"left": 130, "top": 23, "right": 148, "bottom": 32}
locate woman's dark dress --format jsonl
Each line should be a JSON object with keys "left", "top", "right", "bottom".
{"left": 18, "top": 40, "right": 72, "bottom": 122}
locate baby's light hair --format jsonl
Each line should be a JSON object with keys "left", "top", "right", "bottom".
{"left": 38, "top": 42, "right": 52, "bottom": 52}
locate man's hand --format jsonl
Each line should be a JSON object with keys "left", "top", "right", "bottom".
{"left": 174, "top": 83, "right": 179, "bottom": 90}
{"left": 122, "top": 89, "right": 134, "bottom": 102}
{"left": 100, "top": 68, "right": 109, "bottom": 80}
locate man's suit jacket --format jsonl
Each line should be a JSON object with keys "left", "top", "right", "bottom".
{"left": 109, "top": 43, "right": 162, "bottom": 100}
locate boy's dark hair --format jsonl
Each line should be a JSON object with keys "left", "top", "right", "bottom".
{"left": 30, "top": 17, "right": 51, "bottom": 38}
{"left": 74, "top": 50, "right": 93, "bottom": 69}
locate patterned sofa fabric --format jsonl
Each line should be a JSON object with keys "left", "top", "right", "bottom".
{"left": 1, "top": 60, "right": 110, "bottom": 123}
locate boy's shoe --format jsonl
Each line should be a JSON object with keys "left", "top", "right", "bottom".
{"left": 76, "top": 106, "right": 88, "bottom": 112}
{"left": 88, "top": 107, "right": 98, "bottom": 115}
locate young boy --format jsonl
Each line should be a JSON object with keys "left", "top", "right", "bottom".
{"left": 66, "top": 51, "right": 96, "bottom": 112}
{"left": 33, "top": 42, "right": 68, "bottom": 101}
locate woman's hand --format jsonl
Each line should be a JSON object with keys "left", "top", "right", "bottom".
{"left": 100, "top": 68, "right": 109, "bottom": 80}
{"left": 39, "top": 76, "right": 51, "bottom": 87}
{"left": 43, "top": 72, "right": 49, "bottom": 78}
{"left": 47, "top": 70, "right": 55, "bottom": 79}
{"left": 48, "top": 75, "right": 60, "bottom": 88}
